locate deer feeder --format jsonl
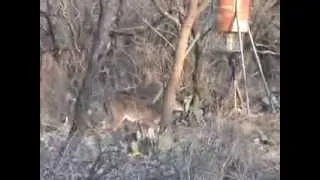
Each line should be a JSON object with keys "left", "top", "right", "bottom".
{"left": 217, "top": 0, "right": 251, "bottom": 33}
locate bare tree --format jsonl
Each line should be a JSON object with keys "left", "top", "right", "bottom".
{"left": 161, "top": 0, "right": 209, "bottom": 134}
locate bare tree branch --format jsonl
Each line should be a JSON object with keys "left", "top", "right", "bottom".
{"left": 42, "top": 0, "right": 59, "bottom": 53}
{"left": 151, "top": 0, "right": 181, "bottom": 29}
{"left": 161, "top": 0, "right": 209, "bottom": 134}
{"left": 134, "top": 9, "right": 175, "bottom": 50}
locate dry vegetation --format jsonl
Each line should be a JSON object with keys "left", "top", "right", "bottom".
{"left": 40, "top": 0, "right": 280, "bottom": 179}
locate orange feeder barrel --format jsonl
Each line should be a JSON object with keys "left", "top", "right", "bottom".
{"left": 217, "top": 0, "right": 251, "bottom": 33}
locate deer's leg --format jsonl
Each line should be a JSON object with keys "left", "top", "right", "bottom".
{"left": 112, "top": 118, "right": 125, "bottom": 132}
{"left": 139, "top": 119, "right": 159, "bottom": 140}
{"left": 140, "top": 119, "right": 158, "bottom": 128}
{"left": 111, "top": 110, "right": 126, "bottom": 132}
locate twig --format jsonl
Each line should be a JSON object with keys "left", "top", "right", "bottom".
{"left": 195, "top": 0, "right": 210, "bottom": 19}
{"left": 134, "top": 9, "right": 175, "bottom": 50}
{"left": 110, "top": 29, "right": 135, "bottom": 36}
{"left": 44, "top": 0, "right": 59, "bottom": 52}
{"left": 40, "top": 10, "right": 58, "bottom": 18}
{"left": 248, "top": 25, "right": 276, "bottom": 112}
{"left": 53, "top": 130, "right": 80, "bottom": 172}
{"left": 235, "top": 82, "right": 244, "bottom": 109}
{"left": 152, "top": 86, "right": 164, "bottom": 104}
{"left": 86, "top": 151, "right": 104, "bottom": 180}
{"left": 255, "top": 43, "right": 273, "bottom": 49}
{"left": 40, "top": 24, "right": 48, "bottom": 34}
{"left": 219, "top": 139, "right": 238, "bottom": 180}
{"left": 234, "top": 79, "right": 238, "bottom": 110}
{"left": 199, "top": 26, "right": 213, "bottom": 41}
{"left": 110, "top": 26, "right": 145, "bottom": 31}
{"left": 156, "top": 29, "right": 178, "bottom": 38}
{"left": 257, "top": 50, "right": 280, "bottom": 56}
{"left": 235, "top": 0, "right": 250, "bottom": 114}
{"left": 255, "top": 43, "right": 280, "bottom": 55}
{"left": 151, "top": 0, "right": 181, "bottom": 29}
{"left": 59, "top": 0, "right": 81, "bottom": 53}
{"left": 184, "top": 32, "right": 201, "bottom": 59}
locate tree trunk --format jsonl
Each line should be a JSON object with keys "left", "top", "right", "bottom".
{"left": 161, "top": 0, "right": 208, "bottom": 134}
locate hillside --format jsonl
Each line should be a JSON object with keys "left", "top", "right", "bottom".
{"left": 40, "top": 0, "right": 280, "bottom": 179}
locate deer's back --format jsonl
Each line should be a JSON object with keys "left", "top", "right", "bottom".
{"left": 109, "top": 91, "right": 161, "bottom": 124}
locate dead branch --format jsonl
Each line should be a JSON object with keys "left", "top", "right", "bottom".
{"left": 43, "top": 0, "right": 59, "bottom": 52}
{"left": 185, "top": 32, "right": 200, "bottom": 59}
{"left": 151, "top": 0, "right": 181, "bottom": 29}
{"left": 56, "top": 0, "right": 121, "bottom": 169}
{"left": 248, "top": 25, "right": 276, "bottom": 112}
{"left": 134, "top": 9, "right": 176, "bottom": 50}
{"left": 257, "top": 50, "right": 280, "bottom": 56}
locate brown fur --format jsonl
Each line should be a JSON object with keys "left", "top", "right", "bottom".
{"left": 104, "top": 90, "right": 183, "bottom": 133}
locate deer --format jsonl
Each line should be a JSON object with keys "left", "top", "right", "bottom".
{"left": 100, "top": 87, "right": 184, "bottom": 140}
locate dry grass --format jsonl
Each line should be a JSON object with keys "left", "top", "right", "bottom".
{"left": 40, "top": 114, "right": 279, "bottom": 180}
{"left": 41, "top": 0, "right": 279, "bottom": 179}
